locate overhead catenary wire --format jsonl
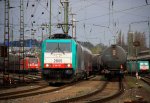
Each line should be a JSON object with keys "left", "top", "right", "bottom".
{"left": 24, "top": 1, "right": 49, "bottom": 36}
{"left": 78, "top": 3, "right": 150, "bottom": 22}
{"left": 25, "top": 1, "right": 39, "bottom": 28}
{"left": 95, "top": 0, "right": 147, "bottom": 17}
{"left": 74, "top": 0, "right": 100, "bottom": 13}
{"left": 0, "top": 0, "right": 150, "bottom": 46}
{"left": 73, "top": 0, "right": 150, "bottom": 44}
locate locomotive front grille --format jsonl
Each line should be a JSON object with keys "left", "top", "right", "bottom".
{"left": 42, "top": 68, "right": 74, "bottom": 82}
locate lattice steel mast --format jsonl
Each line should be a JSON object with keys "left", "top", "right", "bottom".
{"left": 19, "top": 0, "right": 25, "bottom": 81}
{"left": 3, "top": 0, "right": 10, "bottom": 79}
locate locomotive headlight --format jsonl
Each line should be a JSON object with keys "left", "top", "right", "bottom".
{"left": 67, "top": 64, "right": 71, "bottom": 67}
{"left": 46, "top": 64, "right": 49, "bottom": 67}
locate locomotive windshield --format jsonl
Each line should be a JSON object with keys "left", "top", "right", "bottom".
{"left": 46, "top": 42, "right": 71, "bottom": 53}
{"left": 29, "top": 58, "right": 38, "bottom": 63}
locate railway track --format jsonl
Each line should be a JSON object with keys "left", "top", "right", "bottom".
{"left": 0, "top": 75, "right": 96, "bottom": 100}
{"left": 0, "top": 82, "right": 80, "bottom": 100}
{"left": 141, "top": 76, "right": 150, "bottom": 86}
{"left": 51, "top": 80, "right": 124, "bottom": 103}
{"left": 0, "top": 72, "right": 42, "bottom": 87}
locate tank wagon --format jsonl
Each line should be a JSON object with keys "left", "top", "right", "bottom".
{"left": 92, "top": 54, "right": 102, "bottom": 74}
{"left": 41, "top": 34, "right": 93, "bottom": 83}
{"left": 101, "top": 44, "right": 127, "bottom": 79}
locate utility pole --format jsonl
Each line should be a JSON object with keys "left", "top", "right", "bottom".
{"left": 42, "top": 27, "right": 44, "bottom": 42}
{"left": 128, "top": 31, "right": 134, "bottom": 57}
{"left": 31, "top": 29, "right": 36, "bottom": 49}
{"left": 148, "top": 17, "right": 150, "bottom": 54}
{"left": 11, "top": 17, "right": 13, "bottom": 52}
{"left": 19, "top": 0, "right": 25, "bottom": 81}
{"left": 64, "top": 0, "right": 69, "bottom": 34}
{"left": 59, "top": 0, "right": 71, "bottom": 34}
{"left": 49, "top": 0, "right": 52, "bottom": 37}
{"left": 113, "top": 35, "right": 116, "bottom": 44}
{"left": 3, "top": 0, "right": 10, "bottom": 80}
{"left": 130, "top": 20, "right": 150, "bottom": 55}
{"left": 70, "top": 13, "right": 77, "bottom": 39}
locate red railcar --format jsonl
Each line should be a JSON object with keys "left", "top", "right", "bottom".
{"left": 20, "top": 56, "right": 41, "bottom": 73}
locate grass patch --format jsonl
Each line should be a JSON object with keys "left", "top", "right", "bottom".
{"left": 125, "top": 76, "right": 138, "bottom": 88}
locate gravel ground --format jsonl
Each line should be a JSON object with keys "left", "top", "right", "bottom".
{"left": 106, "top": 76, "right": 150, "bottom": 103}
{"left": 2, "top": 75, "right": 149, "bottom": 103}
{"left": 0, "top": 85, "right": 41, "bottom": 94}
{"left": 0, "top": 76, "right": 104, "bottom": 103}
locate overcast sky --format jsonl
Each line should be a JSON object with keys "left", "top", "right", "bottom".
{"left": 0, "top": 0, "right": 150, "bottom": 46}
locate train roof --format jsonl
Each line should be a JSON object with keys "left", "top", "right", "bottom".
{"left": 79, "top": 44, "right": 92, "bottom": 54}
{"left": 49, "top": 33, "right": 72, "bottom": 39}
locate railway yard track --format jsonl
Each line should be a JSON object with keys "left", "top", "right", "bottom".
{"left": 0, "top": 80, "right": 86, "bottom": 100}
{"left": 0, "top": 73, "right": 42, "bottom": 89}
{"left": 0, "top": 76, "right": 103, "bottom": 102}
{"left": 52, "top": 81, "right": 124, "bottom": 103}
{"left": 119, "top": 76, "right": 150, "bottom": 103}
{"left": 0, "top": 75, "right": 150, "bottom": 103}
{"left": 0, "top": 76, "right": 96, "bottom": 101}
{"left": 0, "top": 76, "right": 125, "bottom": 103}
{"left": 141, "top": 76, "right": 150, "bottom": 86}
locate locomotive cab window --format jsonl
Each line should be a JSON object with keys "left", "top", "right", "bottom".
{"left": 46, "top": 42, "right": 71, "bottom": 53}
{"left": 29, "top": 58, "right": 38, "bottom": 63}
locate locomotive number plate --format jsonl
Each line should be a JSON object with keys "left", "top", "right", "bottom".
{"left": 54, "top": 59, "right": 62, "bottom": 63}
